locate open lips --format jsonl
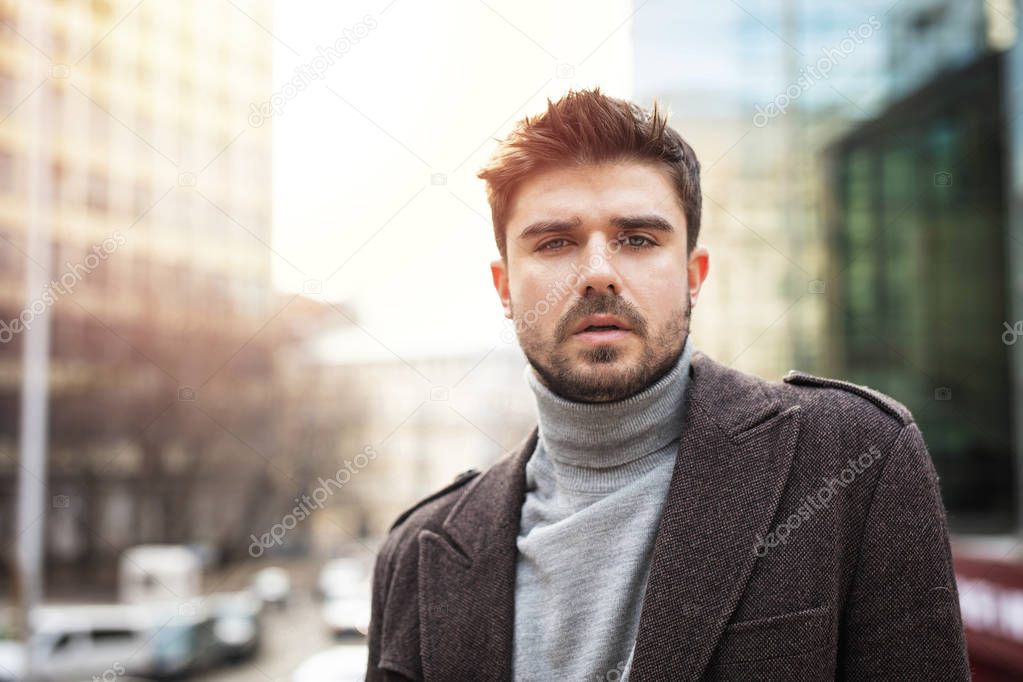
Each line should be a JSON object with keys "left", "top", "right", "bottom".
{"left": 572, "top": 314, "right": 633, "bottom": 335}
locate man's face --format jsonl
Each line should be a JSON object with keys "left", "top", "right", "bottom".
{"left": 491, "top": 160, "right": 710, "bottom": 403}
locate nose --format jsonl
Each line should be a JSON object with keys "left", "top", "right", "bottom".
{"left": 577, "top": 233, "right": 623, "bottom": 296}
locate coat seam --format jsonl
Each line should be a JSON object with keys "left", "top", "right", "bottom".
{"left": 842, "top": 421, "right": 913, "bottom": 609}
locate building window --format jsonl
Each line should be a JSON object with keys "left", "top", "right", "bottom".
{"left": 0, "top": 150, "right": 14, "bottom": 193}
{"left": 87, "top": 171, "right": 108, "bottom": 211}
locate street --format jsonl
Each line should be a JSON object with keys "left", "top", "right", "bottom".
{"left": 205, "top": 588, "right": 366, "bottom": 682}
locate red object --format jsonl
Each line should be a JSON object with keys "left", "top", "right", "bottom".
{"left": 955, "top": 553, "right": 1023, "bottom": 680}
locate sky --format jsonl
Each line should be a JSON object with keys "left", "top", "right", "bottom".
{"left": 271, "top": 0, "right": 634, "bottom": 356}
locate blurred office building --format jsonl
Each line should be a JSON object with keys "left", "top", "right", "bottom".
{"left": 0, "top": 0, "right": 280, "bottom": 590}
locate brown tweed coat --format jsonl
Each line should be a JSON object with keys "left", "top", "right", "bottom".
{"left": 366, "top": 349, "right": 970, "bottom": 681}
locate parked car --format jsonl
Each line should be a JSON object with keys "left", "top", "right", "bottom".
{"left": 27, "top": 602, "right": 217, "bottom": 680}
{"left": 210, "top": 589, "right": 263, "bottom": 662}
{"left": 316, "top": 557, "right": 371, "bottom": 639}
{"left": 322, "top": 595, "right": 371, "bottom": 639}
{"left": 0, "top": 640, "right": 23, "bottom": 682}
{"left": 316, "top": 558, "right": 369, "bottom": 601}
{"left": 252, "top": 566, "right": 292, "bottom": 610}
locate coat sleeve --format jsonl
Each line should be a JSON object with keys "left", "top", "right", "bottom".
{"left": 365, "top": 534, "right": 415, "bottom": 681}
{"left": 837, "top": 421, "right": 971, "bottom": 680}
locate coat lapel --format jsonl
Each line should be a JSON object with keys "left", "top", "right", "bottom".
{"left": 417, "top": 426, "right": 537, "bottom": 681}
{"left": 630, "top": 351, "right": 802, "bottom": 680}
{"left": 417, "top": 349, "right": 801, "bottom": 681}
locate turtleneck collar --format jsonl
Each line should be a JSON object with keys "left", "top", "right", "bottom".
{"left": 523, "top": 334, "right": 694, "bottom": 470}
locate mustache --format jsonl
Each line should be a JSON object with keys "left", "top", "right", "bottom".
{"left": 555, "top": 294, "right": 647, "bottom": 341}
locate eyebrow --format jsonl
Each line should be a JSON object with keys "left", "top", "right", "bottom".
{"left": 517, "top": 214, "right": 675, "bottom": 241}
{"left": 610, "top": 214, "right": 676, "bottom": 233}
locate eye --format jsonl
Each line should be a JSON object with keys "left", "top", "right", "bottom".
{"left": 537, "top": 238, "right": 570, "bottom": 251}
{"left": 620, "top": 234, "right": 655, "bottom": 248}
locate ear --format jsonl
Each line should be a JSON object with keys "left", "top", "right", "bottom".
{"left": 490, "top": 258, "right": 512, "bottom": 319}
{"left": 687, "top": 245, "right": 710, "bottom": 308}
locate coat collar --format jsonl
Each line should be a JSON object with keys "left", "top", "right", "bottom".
{"left": 417, "top": 349, "right": 802, "bottom": 681}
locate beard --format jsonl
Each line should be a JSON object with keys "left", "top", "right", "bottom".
{"left": 516, "top": 290, "right": 691, "bottom": 403}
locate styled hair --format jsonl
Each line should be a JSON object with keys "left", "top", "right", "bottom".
{"left": 476, "top": 86, "right": 701, "bottom": 261}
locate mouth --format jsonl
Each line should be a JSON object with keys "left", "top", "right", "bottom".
{"left": 571, "top": 315, "right": 634, "bottom": 344}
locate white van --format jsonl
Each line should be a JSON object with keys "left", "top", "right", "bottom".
{"left": 29, "top": 602, "right": 217, "bottom": 679}
{"left": 119, "top": 545, "right": 202, "bottom": 605}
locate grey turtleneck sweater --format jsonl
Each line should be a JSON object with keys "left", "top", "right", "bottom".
{"left": 513, "top": 334, "right": 694, "bottom": 682}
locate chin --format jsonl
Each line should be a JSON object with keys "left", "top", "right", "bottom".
{"left": 575, "top": 347, "right": 632, "bottom": 366}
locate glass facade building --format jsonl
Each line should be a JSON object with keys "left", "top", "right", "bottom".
{"left": 826, "top": 52, "right": 1012, "bottom": 533}
{"left": 635, "top": 0, "right": 1017, "bottom": 535}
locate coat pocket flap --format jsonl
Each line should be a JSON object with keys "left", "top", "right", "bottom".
{"left": 712, "top": 604, "right": 831, "bottom": 665}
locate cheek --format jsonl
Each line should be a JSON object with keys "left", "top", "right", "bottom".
{"left": 507, "top": 277, "right": 533, "bottom": 309}
{"left": 627, "top": 259, "right": 686, "bottom": 293}
{"left": 509, "top": 274, "right": 570, "bottom": 329}
{"left": 509, "top": 264, "right": 553, "bottom": 307}
{"left": 625, "top": 265, "right": 689, "bottom": 316}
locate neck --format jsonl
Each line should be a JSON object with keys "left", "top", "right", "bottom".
{"left": 524, "top": 334, "right": 694, "bottom": 469}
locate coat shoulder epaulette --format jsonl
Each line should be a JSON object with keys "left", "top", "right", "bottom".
{"left": 388, "top": 468, "right": 481, "bottom": 532}
{"left": 782, "top": 370, "right": 913, "bottom": 426}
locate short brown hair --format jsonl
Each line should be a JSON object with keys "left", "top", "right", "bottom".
{"left": 476, "top": 87, "right": 701, "bottom": 261}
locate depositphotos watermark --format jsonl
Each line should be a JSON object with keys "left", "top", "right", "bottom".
{"left": 0, "top": 231, "right": 127, "bottom": 343}
{"left": 249, "top": 446, "right": 378, "bottom": 557}
{"left": 753, "top": 443, "right": 883, "bottom": 557}
{"left": 593, "top": 659, "right": 627, "bottom": 681}
{"left": 91, "top": 662, "right": 125, "bottom": 682}
{"left": 1003, "top": 320, "right": 1023, "bottom": 345}
{"left": 753, "top": 15, "right": 881, "bottom": 127}
{"left": 248, "top": 15, "right": 378, "bottom": 127}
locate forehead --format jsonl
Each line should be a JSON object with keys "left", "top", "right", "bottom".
{"left": 506, "top": 161, "right": 683, "bottom": 230}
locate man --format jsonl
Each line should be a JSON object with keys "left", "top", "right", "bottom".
{"left": 366, "top": 88, "right": 969, "bottom": 681}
